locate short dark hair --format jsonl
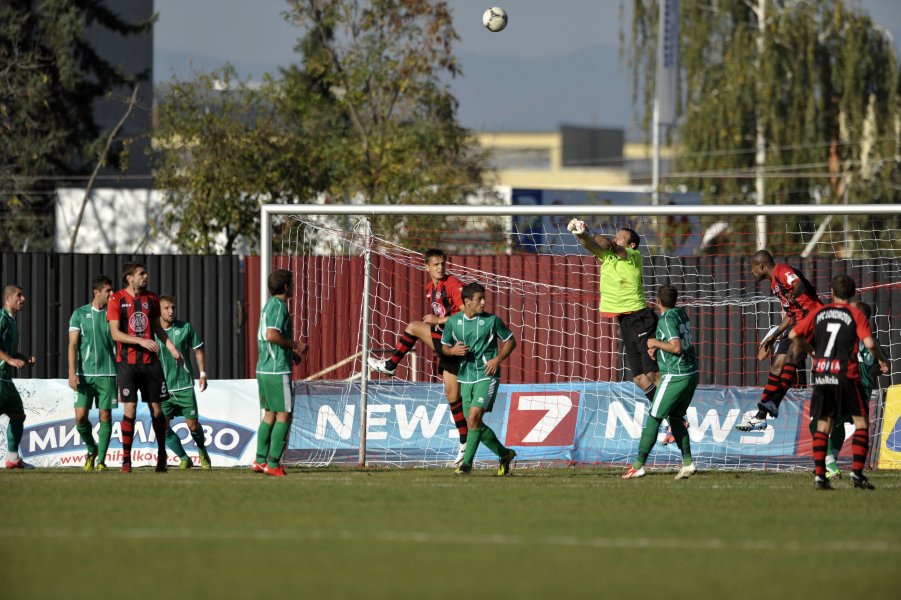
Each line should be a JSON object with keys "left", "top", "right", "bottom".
{"left": 461, "top": 282, "right": 485, "bottom": 301}
{"left": 91, "top": 275, "right": 113, "bottom": 292}
{"left": 620, "top": 228, "right": 640, "bottom": 249}
{"left": 2, "top": 284, "right": 21, "bottom": 301}
{"left": 831, "top": 274, "right": 856, "bottom": 301}
{"left": 159, "top": 295, "right": 176, "bottom": 305}
{"left": 750, "top": 250, "right": 774, "bottom": 267}
{"left": 268, "top": 269, "right": 293, "bottom": 295}
{"left": 423, "top": 249, "right": 445, "bottom": 263}
{"left": 657, "top": 284, "right": 678, "bottom": 309}
{"left": 121, "top": 261, "right": 145, "bottom": 287}
{"left": 851, "top": 300, "right": 872, "bottom": 320}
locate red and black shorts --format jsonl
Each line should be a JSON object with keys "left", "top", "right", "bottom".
{"left": 117, "top": 362, "right": 169, "bottom": 404}
{"left": 810, "top": 376, "right": 868, "bottom": 421}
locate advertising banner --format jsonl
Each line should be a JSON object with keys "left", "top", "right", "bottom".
{"left": 877, "top": 385, "right": 901, "bottom": 469}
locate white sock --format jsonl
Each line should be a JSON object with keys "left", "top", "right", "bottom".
{"left": 6, "top": 451, "right": 19, "bottom": 463}
{"left": 825, "top": 454, "right": 837, "bottom": 467}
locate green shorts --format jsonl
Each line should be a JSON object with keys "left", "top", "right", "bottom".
{"left": 161, "top": 388, "right": 198, "bottom": 419}
{"left": 0, "top": 380, "right": 24, "bottom": 415}
{"left": 257, "top": 373, "right": 293, "bottom": 413}
{"left": 650, "top": 373, "right": 700, "bottom": 420}
{"left": 73, "top": 376, "right": 118, "bottom": 410}
{"left": 461, "top": 378, "right": 500, "bottom": 413}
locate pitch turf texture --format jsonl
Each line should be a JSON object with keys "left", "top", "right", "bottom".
{"left": 2, "top": 467, "right": 900, "bottom": 599}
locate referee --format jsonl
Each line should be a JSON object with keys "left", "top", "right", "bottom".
{"left": 569, "top": 219, "right": 659, "bottom": 402}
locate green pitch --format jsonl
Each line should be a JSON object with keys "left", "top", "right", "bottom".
{"left": 2, "top": 467, "right": 900, "bottom": 599}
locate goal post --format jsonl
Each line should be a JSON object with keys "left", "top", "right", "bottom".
{"left": 260, "top": 202, "right": 900, "bottom": 470}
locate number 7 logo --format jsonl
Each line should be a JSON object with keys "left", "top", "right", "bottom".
{"left": 505, "top": 392, "right": 580, "bottom": 446}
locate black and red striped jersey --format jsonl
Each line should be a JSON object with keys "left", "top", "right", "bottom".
{"left": 425, "top": 275, "right": 464, "bottom": 337}
{"left": 107, "top": 288, "right": 161, "bottom": 364}
{"left": 792, "top": 302, "right": 873, "bottom": 381}
{"left": 771, "top": 263, "right": 822, "bottom": 324}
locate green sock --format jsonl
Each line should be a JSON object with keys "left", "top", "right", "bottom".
{"left": 97, "top": 421, "right": 112, "bottom": 462}
{"left": 75, "top": 422, "right": 97, "bottom": 455}
{"left": 256, "top": 421, "right": 273, "bottom": 463}
{"left": 190, "top": 428, "right": 208, "bottom": 453}
{"left": 267, "top": 421, "right": 290, "bottom": 468}
{"left": 165, "top": 427, "right": 187, "bottom": 459}
{"left": 669, "top": 417, "right": 692, "bottom": 465}
{"left": 478, "top": 425, "right": 506, "bottom": 457}
{"left": 634, "top": 415, "right": 664, "bottom": 469}
{"left": 463, "top": 427, "right": 482, "bottom": 466}
{"left": 830, "top": 422, "right": 846, "bottom": 460}
{"left": 7, "top": 418, "right": 23, "bottom": 452}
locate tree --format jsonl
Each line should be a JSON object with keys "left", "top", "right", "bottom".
{"left": 0, "top": 0, "right": 153, "bottom": 252}
{"left": 626, "top": 0, "right": 900, "bottom": 255}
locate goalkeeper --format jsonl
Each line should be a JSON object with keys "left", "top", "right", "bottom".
{"left": 622, "top": 284, "right": 699, "bottom": 480}
{"left": 568, "top": 218, "right": 660, "bottom": 402}
{"left": 441, "top": 282, "right": 517, "bottom": 476}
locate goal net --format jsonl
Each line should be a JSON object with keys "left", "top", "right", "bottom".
{"left": 262, "top": 203, "right": 900, "bottom": 471}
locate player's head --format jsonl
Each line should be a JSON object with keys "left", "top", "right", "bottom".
{"left": 851, "top": 300, "right": 872, "bottom": 320}
{"left": 423, "top": 249, "right": 446, "bottom": 278}
{"left": 159, "top": 295, "right": 176, "bottom": 325}
{"left": 2, "top": 284, "right": 25, "bottom": 311}
{"left": 268, "top": 269, "right": 293, "bottom": 296}
{"left": 615, "top": 228, "right": 640, "bottom": 250}
{"left": 461, "top": 282, "right": 486, "bottom": 315}
{"left": 657, "top": 284, "right": 678, "bottom": 309}
{"left": 91, "top": 275, "right": 114, "bottom": 307}
{"left": 831, "top": 274, "right": 856, "bottom": 301}
{"left": 749, "top": 250, "right": 775, "bottom": 281}
{"left": 121, "top": 261, "right": 148, "bottom": 290}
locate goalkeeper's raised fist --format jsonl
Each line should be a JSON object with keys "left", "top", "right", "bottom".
{"left": 567, "top": 218, "right": 587, "bottom": 235}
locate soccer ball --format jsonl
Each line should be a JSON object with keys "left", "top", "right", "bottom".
{"left": 482, "top": 7, "right": 507, "bottom": 32}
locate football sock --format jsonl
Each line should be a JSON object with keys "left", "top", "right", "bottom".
{"left": 151, "top": 415, "right": 168, "bottom": 457}
{"left": 812, "top": 431, "right": 828, "bottom": 477}
{"left": 267, "top": 421, "right": 290, "bottom": 468}
{"left": 478, "top": 426, "right": 505, "bottom": 458}
{"left": 6, "top": 451, "right": 19, "bottom": 463}
{"left": 6, "top": 417, "right": 23, "bottom": 452}
{"left": 165, "top": 426, "right": 187, "bottom": 459}
{"left": 669, "top": 417, "right": 692, "bottom": 465}
{"left": 642, "top": 383, "right": 657, "bottom": 403}
{"left": 256, "top": 421, "right": 273, "bottom": 463}
{"left": 75, "top": 422, "right": 97, "bottom": 455}
{"left": 121, "top": 416, "right": 135, "bottom": 464}
{"left": 387, "top": 332, "right": 417, "bottom": 370}
{"left": 851, "top": 428, "right": 868, "bottom": 475}
{"left": 758, "top": 373, "right": 782, "bottom": 417}
{"left": 808, "top": 419, "right": 834, "bottom": 458}
{"left": 772, "top": 363, "right": 798, "bottom": 406}
{"left": 190, "top": 427, "right": 208, "bottom": 452}
{"left": 634, "top": 414, "right": 664, "bottom": 469}
{"left": 97, "top": 421, "right": 112, "bottom": 463}
{"left": 830, "top": 423, "right": 846, "bottom": 461}
{"left": 448, "top": 400, "right": 468, "bottom": 444}
{"left": 463, "top": 427, "right": 482, "bottom": 466}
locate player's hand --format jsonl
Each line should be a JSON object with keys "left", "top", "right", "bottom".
{"left": 294, "top": 339, "right": 308, "bottom": 354}
{"left": 68, "top": 373, "right": 78, "bottom": 391}
{"left": 139, "top": 339, "right": 159, "bottom": 353}
{"left": 169, "top": 348, "right": 183, "bottom": 364}
{"left": 878, "top": 359, "right": 890, "bottom": 375}
{"left": 567, "top": 218, "right": 587, "bottom": 235}
{"left": 422, "top": 314, "right": 441, "bottom": 326}
{"left": 484, "top": 356, "right": 502, "bottom": 376}
{"left": 448, "top": 342, "right": 468, "bottom": 357}
{"left": 198, "top": 376, "right": 208, "bottom": 392}
{"left": 8, "top": 357, "right": 25, "bottom": 369}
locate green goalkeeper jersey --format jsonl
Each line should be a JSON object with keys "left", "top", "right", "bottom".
{"left": 655, "top": 307, "right": 699, "bottom": 376}
{"left": 857, "top": 342, "right": 875, "bottom": 398}
{"left": 156, "top": 320, "right": 203, "bottom": 392}
{"left": 257, "top": 297, "right": 293, "bottom": 375}
{"left": 68, "top": 304, "right": 117, "bottom": 377}
{"left": 441, "top": 311, "right": 513, "bottom": 384}
{"left": 0, "top": 308, "right": 19, "bottom": 381}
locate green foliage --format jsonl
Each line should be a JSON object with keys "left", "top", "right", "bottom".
{"left": 626, "top": 0, "right": 900, "bottom": 255}
{"left": 0, "top": 0, "right": 152, "bottom": 251}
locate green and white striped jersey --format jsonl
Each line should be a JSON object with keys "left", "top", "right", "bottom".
{"left": 654, "top": 307, "right": 699, "bottom": 376}
{"left": 256, "top": 297, "right": 293, "bottom": 375}
{"left": 0, "top": 308, "right": 20, "bottom": 381}
{"left": 441, "top": 311, "right": 513, "bottom": 384}
{"left": 68, "top": 304, "right": 116, "bottom": 377}
{"left": 156, "top": 320, "right": 203, "bottom": 392}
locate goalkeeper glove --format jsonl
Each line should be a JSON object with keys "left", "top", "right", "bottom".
{"left": 567, "top": 218, "right": 587, "bottom": 235}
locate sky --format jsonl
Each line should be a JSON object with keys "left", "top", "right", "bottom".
{"left": 154, "top": 0, "right": 901, "bottom": 134}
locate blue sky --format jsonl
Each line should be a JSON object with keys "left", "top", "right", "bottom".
{"left": 154, "top": 0, "right": 901, "bottom": 133}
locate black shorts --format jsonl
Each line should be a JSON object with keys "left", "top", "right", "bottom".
{"left": 437, "top": 352, "right": 461, "bottom": 377}
{"left": 117, "top": 362, "right": 169, "bottom": 404}
{"left": 810, "top": 376, "right": 868, "bottom": 421}
{"left": 618, "top": 307, "right": 660, "bottom": 379}
{"left": 772, "top": 332, "right": 792, "bottom": 356}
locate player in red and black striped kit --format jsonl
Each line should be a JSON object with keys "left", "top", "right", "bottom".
{"left": 367, "top": 249, "right": 469, "bottom": 467}
{"left": 790, "top": 274, "right": 889, "bottom": 490}
{"left": 737, "top": 250, "right": 823, "bottom": 431}
{"left": 107, "top": 262, "right": 183, "bottom": 473}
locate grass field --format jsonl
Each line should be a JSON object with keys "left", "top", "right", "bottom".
{"left": 2, "top": 466, "right": 900, "bottom": 599}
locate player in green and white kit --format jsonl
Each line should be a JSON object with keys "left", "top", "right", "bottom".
{"left": 156, "top": 296, "right": 211, "bottom": 470}
{"left": 441, "top": 282, "right": 517, "bottom": 476}
{"left": 68, "top": 275, "right": 117, "bottom": 471}
{"left": 623, "top": 284, "right": 699, "bottom": 480}
{"left": 254, "top": 269, "right": 307, "bottom": 477}
{"left": 1, "top": 284, "right": 36, "bottom": 469}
